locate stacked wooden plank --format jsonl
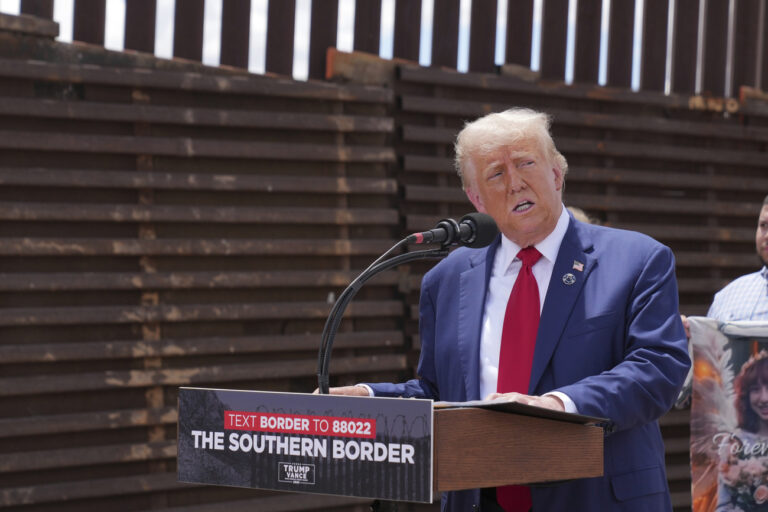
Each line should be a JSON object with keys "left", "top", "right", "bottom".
{"left": 0, "top": 57, "right": 403, "bottom": 511}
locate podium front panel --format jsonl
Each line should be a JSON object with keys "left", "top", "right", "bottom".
{"left": 177, "top": 387, "right": 434, "bottom": 503}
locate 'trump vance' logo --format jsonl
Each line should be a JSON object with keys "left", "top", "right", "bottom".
{"left": 278, "top": 462, "right": 315, "bottom": 484}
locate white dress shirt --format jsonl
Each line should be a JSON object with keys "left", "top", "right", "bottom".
{"left": 363, "top": 205, "right": 576, "bottom": 412}
{"left": 708, "top": 266, "right": 768, "bottom": 321}
{"left": 478, "top": 205, "right": 577, "bottom": 412}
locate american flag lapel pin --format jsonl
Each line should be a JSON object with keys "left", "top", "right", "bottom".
{"left": 572, "top": 260, "right": 584, "bottom": 272}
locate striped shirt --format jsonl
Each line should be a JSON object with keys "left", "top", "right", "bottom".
{"left": 708, "top": 267, "right": 768, "bottom": 321}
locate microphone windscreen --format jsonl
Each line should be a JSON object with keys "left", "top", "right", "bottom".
{"left": 461, "top": 212, "right": 499, "bottom": 248}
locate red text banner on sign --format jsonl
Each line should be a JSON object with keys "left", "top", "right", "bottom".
{"left": 224, "top": 410, "right": 376, "bottom": 439}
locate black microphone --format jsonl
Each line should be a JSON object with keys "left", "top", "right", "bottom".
{"left": 317, "top": 213, "right": 498, "bottom": 393}
{"left": 406, "top": 212, "right": 499, "bottom": 248}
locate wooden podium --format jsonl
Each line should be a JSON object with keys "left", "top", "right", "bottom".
{"left": 177, "top": 388, "right": 604, "bottom": 503}
{"left": 433, "top": 405, "right": 604, "bottom": 492}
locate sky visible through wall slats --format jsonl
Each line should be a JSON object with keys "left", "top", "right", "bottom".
{"left": 0, "top": 0, "right": 741, "bottom": 94}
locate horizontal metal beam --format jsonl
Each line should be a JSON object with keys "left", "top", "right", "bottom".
{"left": 0, "top": 58, "right": 393, "bottom": 103}
{"left": 0, "top": 168, "right": 397, "bottom": 194}
{"left": 0, "top": 238, "right": 395, "bottom": 256}
{"left": 0, "top": 131, "right": 396, "bottom": 162}
{"left": 0, "top": 331, "right": 404, "bottom": 363}
{"left": 0, "top": 354, "right": 408, "bottom": 396}
{"left": 0, "top": 203, "right": 398, "bottom": 225}
{"left": 0, "top": 97, "right": 394, "bottom": 133}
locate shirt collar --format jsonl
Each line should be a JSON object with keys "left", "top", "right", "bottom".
{"left": 495, "top": 205, "right": 571, "bottom": 275}
{"left": 761, "top": 266, "right": 768, "bottom": 282}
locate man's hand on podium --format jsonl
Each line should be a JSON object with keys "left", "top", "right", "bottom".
{"left": 484, "top": 391, "right": 565, "bottom": 411}
{"left": 312, "top": 385, "right": 371, "bottom": 396}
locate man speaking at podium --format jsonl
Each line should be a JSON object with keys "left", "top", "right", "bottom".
{"left": 329, "top": 108, "right": 689, "bottom": 511}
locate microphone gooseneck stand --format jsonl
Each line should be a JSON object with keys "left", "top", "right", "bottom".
{"left": 316, "top": 241, "right": 449, "bottom": 394}
{"left": 316, "top": 212, "right": 498, "bottom": 394}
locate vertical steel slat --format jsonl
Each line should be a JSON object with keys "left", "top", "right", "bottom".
{"left": 309, "top": 0, "right": 339, "bottom": 79}
{"left": 265, "top": 0, "right": 296, "bottom": 76}
{"left": 468, "top": 0, "right": 497, "bottom": 73}
{"left": 220, "top": 0, "right": 251, "bottom": 69}
{"left": 641, "top": 0, "right": 669, "bottom": 91}
{"left": 431, "top": 0, "right": 461, "bottom": 69}
{"left": 671, "top": 0, "right": 700, "bottom": 94}
{"left": 540, "top": 0, "right": 568, "bottom": 80}
{"left": 505, "top": 0, "right": 534, "bottom": 67}
{"left": 607, "top": 0, "right": 635, "bottom": 88}
{"left": 73, "top": 0, "right": 106, "bottom": 45}
{"left": 173, "top": 0, "right": 205, "bottom": 62}
{"left": 354, "top": 0, "right": 382, "bottom": 54}
{"left": 393, "top": 0, "right": 422, "bottom": 61}
{"left": 573, "top": 0, "right": 602, "bottom": 84}
{"left": 124, "top": 0, "right": 157, "bottom": 54}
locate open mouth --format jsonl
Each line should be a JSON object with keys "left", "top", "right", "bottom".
{"left": 514, "top": 201, "right": 534, "bottom": 213}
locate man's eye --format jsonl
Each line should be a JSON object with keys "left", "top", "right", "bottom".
{"left": 518, "top": 160, "right": 534, "bottom": 168}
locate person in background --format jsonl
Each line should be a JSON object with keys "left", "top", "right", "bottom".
{"left": 681, "top": 195, "right": 768, "bottom": 338}
{"left": 709, "top": 195, "right": 768, "bottom": 322}
{"left": 329, "top": 108, "right": 689, "bottom": 512}
{"left": 565, "top": 205, "right": 596, "bottom": 225}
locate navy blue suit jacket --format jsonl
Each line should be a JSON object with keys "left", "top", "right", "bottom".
{"left": 367, "top": 216, "right": 690, "bottom": 511}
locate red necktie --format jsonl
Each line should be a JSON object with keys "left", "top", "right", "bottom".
{"left": 496, "top": 246, "right": 542, "bottom": 512}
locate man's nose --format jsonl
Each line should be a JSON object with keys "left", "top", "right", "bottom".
{"left": 504, "top": 168, "right": 525, "bottom": 191}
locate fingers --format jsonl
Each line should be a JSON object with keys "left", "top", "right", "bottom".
{"left": 483, "top": 392, "right": 565, "bottom": 411}
{"left": 484, "top": 391, "right": 522, "bottom": 402}
{"left": 680, "top": 314, "right": 691, "bottom": 339}
{"left": 328, "top": 385, "right": 370, "bottom": 396}
{"left": 312, "top": 385, "right": 369, "bottom": 396}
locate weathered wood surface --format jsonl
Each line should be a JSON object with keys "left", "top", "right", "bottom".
{"left": 0, "top": 53, "right": 403, "bottom": 512}
{"left": 0, "top": 97, "right": 395, "bottom": 132}
{"left": 5, "top": 0, "right": 766, "bottom": 100}
{"left": 0, "top": 57, "right": 393, "bottom": 102}
{"left": 0, "top": 168, "right": 397, "bottom": 193}
{"left": 1, "top": 331, "right": 405, "bottom": 364}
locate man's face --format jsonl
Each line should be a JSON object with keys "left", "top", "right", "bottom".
{"left": 756, "top": 205, "right": 768, "bottom": 266}
{"left": 464, "top": 139, "right": 563, "bottom": 247}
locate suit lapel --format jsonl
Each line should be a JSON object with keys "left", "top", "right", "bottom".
{"left": 457, "top": 236, "right": 499, "bottom": 401}
{"left": 529, "top": 221, "right": 596, "bottom": 394}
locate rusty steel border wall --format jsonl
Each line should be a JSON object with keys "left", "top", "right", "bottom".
{"left": 8, "top": 0, "right": 768, "bottom": 97}
{"left": 0, "top": 15, "right": 412, "bottom": 512}
{"left": 2, "top": 11, "right": 768, "bottom": 512}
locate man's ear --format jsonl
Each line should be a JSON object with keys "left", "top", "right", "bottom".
{"left": 552, "top": 165, "right": 564, "bottom": 191}
{"left": 465, "top": 185, "right": 486, "bottom": 213}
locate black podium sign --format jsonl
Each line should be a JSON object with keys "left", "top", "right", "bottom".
{"left": 177, "top": 387, "right": 433, "bottom": 503}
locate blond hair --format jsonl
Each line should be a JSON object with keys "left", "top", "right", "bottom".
{"left": 454, "top": 108, "right": 568, "bottom": 189}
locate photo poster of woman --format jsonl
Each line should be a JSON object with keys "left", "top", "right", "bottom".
{"left": 689, "top": 317, "right": 768, "bottom": 512}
